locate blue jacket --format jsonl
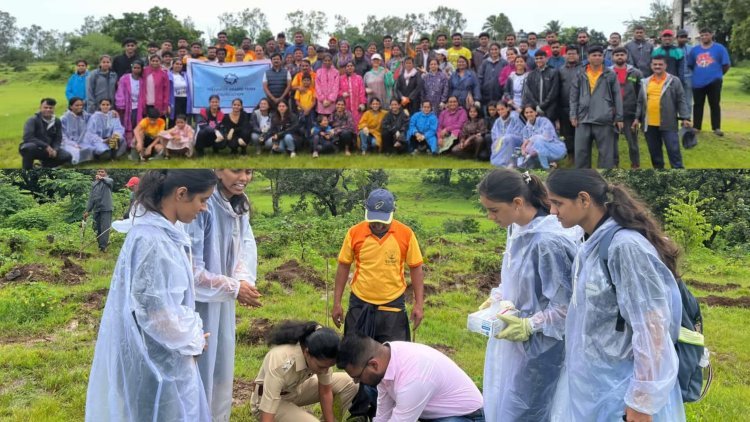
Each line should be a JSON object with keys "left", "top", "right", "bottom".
{"left": 406, "top": 111, "right": 438, "bottom": 142}
{"left": 66, "top": 71, "right": 89, "bottom": 101}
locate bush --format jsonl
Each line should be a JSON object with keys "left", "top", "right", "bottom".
{"left": 4, "top": 207, "right": 55, "bottom": 231}
{"left": 2, "top": 47, "right": 33, "bottom": 71}
{"left": 665, "top": 190, "right": 720, "bottom": 255}
{"left": 472, "top": 253, "right": 501, "bottom": 274}
{"left": 0, "top": 183, "right": 36, "bottom": 219}
{"left": 741, "top": 74, "right": 750, "bottom": 94}
{"left": 443, "top": 217, "right": 480, "bottom": 234}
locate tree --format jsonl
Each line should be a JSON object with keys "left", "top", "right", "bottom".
{"left": 693, "top": 0, "right": 749, "bottom": 56}
{"left": 285, "top": 10, "right": 327, "bottom": 44}
{"left": 76, "top": 16, "right": 105, "bottom": 37}
{"left": 217, "top": 7, "right": 270, "bottom": 43}
{"left": 665, "top": 191, "right": 719, "bottom": 255}
{"left": 0, "top": 10, "right": 17, "bottom": 58}
{"left": 428, "top": 6, "right": 466, "bottom": 37}
{"left": 559, "top": 26, "right": 607, "bottom": 46}
{"left": 482, "top": 13, "right": 514, "bottom": 41}
{"left": 361, "top": 15, "right": 409, "bottom": 42}
{"left": 66, "top": 33, "right": 121, "bottom": 69}
{"left": 623, "top": 0, "right": 674, "bottom": 40}
{"left": 332, "top": 15, "right": 368, "bottom": 47}
{"left": 543, "top": 20, "right": 562, "bottom": 35}
{"left": 101, "top": 7, "right": 202, "bottom": 45}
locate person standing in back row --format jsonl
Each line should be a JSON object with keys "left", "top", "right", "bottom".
{"left": 570, "top": 46, "right": 623, "bottom": 169}
{"left": 688, "top": 28, "right": 731, "bottom": 137}
{"left": 84, "top": 169, "right": 113, "bottom": 252}
{"left": 626, "top": 25, "right": 653, "bottom": 77}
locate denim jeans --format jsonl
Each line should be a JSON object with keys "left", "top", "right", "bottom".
{"left": 359, "top": 131, "right": 378, "bottom": 152}
{"left": 645, "top": 126, "right": 683, "bottom": 168}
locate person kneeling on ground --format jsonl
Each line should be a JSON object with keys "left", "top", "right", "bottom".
{"left": 252, "top": 320, "right": 358, "bottom": 422}
{"left": 20, "top": 98, "right": 73, "bottom": 169}
{"left": 337, "top": 333, "right": 485, "bottom": 422}
{"left": 161, "top": 114, "right": 195, "bottom": 158}
{"left": 133, "top": 107, "right": 167, "bottom": 161}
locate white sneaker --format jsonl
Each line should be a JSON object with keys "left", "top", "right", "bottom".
{"left": 290, "top": 151, "right": 296, "bottom": 158}
{"left": 312, "top": 151, "right": 319, "bottom": 158}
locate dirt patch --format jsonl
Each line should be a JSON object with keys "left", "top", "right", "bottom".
{"left": 699, "top": 296, "right": 750, "bottom": 308}
{"left": 426, "top": 237, "right": 455, "bottom": 246}
{"left": 429, "top": 343, "right": 457, "bottom": 356}
{"left": 49, "top": 249, "right": 91, "bottom": 259}
{"left": 60, "top": 257, "right": 86, "bottom": 284}
{"left": 2, "top": 264, "right": 53, "bottom": 284}
{"left": 238, "top": 317, "right": 273, "bottom": 345}
{"left": 426, "top": 251, "right": 451, "bottom": 264}
{"left": 476, "top": 273, "right": 499, "bottom": 293}
{"left": 404, "top": 284, "right": 438, "bottom": 303}
{"left": 265, "top": 260, "right": 326, "bottom": 290}
{"left": 254, "top": 235, "right": 272, "bottom": 244}
{"left": 685, "top": 279, "right": 741, "bottom": 292}
{"left": 233, "top": 378, "right": 256, "bottom": 406}
{"left": 81, "top": 288, "right": 109, "bottom": 311}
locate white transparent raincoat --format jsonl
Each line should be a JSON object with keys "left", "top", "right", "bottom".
{"left": 186, "top": 189, "right": 257, "bottom": 422}
{"left": 483, "top": 214, "right": 580, "bottom": 422}
{"left": 85, "top": 211, "right": 209, "bottom": 422}
{"left": 551, "top": 218, "right": 685, "bottom": 421}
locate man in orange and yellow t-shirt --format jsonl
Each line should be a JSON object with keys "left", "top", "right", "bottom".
{"left": 332, "top": 188, "right": 424, "bottom": 342}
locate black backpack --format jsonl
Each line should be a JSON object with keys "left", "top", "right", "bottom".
{"left": 598, "top": 224, "right": 713, "bottom": 403}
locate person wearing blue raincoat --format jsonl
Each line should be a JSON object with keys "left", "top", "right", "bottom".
{"left": 546, "top": 170, "right": 685, "bottom": 422}
{"left": 490, "top": 101, "right": 525, "bottom": 167}
{"left": 406, "top": 101, "right": 439, "bottom": 153}
{"left": 86, "top": 169, "right": 218, "bottom": 422}
{"left": 477, "top": 169, "right": 580, "bottom": 422}
{"left": 186, "top": 169, "right": 261, "bottom": 422}
{"left": 519, "top": 105, "right": 567, "bottom": 169}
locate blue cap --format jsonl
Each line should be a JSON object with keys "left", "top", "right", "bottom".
{"left": 365, "top": 189, "right": 394, "bottom": 224}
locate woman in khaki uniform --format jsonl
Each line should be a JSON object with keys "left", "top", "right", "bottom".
{"left": 252, "top": 321, "right": 358, "bottom": 422}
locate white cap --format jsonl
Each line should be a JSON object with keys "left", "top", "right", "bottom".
{"left": 435, "top": 49, "right": 448, "bottom": 57}
{"left": 371, "top": 53, "right": 383, "bottom": 61}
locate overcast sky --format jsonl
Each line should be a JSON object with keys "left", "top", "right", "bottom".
{"left": 5, "top": 0, "right": 660, "bottom": 42}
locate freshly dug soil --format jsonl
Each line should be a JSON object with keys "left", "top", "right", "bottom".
{"left": 265, "top": 260, "right": 326, "bottom": 290}
{"left": 699, "top": 296, "right": 750, "bottom": 308}
{"left": 685, "top": 279, "right": 741, "bottom": 292}
{"left": 238, "top": 317, "right": 273, "bottom": 345}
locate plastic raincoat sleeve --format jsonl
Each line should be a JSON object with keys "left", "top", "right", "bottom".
{"left": 233, "top": 214, "right": 258, "bottom": 287}
{"left": 130, "top": 242, "right": 205, "bottom": 356}
{"left": 529, "top": 241, "right": 574, "bottom": 339}
{"left": 609, "top": 240, "right": 679, "bottom": 415}
{"left": 187, "top": 212, "right": 241, "bottom": 302}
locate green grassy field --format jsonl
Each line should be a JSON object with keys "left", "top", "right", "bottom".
{"left": 1, "top": 63, "right": 749, "bottom": 169}
{"left": 1, "top": 170, "right": 749, "bottom": 420}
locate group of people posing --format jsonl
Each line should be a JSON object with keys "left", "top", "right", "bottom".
{"left": 84, "top": 168, "right": 690, "bottom": 422}
{"left": 21, "top": 25, "right": 729, "bottom": 168}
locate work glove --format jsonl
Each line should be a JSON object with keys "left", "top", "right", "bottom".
{"left": 495, "top": 313, "right": 533, "bottom": 342}
{"left": 478, "top": 297, "right": 493, "bottom": 311}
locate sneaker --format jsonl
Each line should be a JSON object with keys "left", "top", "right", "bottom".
{"left": 290, "top": 151, "right": 296, "bottom": 158}
{"left": 713, "top": 129, "right": 724, "bottom": 137}
{"left": 312, "top": 151, "right": 319, "bottom": 158}
{"left": 345, "top": 150, "right": 351, "bottom": 156}
{"left": 361, "top": 150, "right": 367, "bottom": 155}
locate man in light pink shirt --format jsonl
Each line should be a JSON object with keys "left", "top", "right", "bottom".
{"left": 337, "top": 334, "right": 484, "bottom": 421}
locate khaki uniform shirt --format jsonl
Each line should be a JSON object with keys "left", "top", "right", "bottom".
{"left": 252, "top": 344, "right": 333, "bottom": 414}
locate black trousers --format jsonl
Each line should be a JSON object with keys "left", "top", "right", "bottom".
{"left": 692, "top": 78, "right": 723, "bottom": 131}
{"left": 19, "top": 144, "right": 72, "bottom": 169}
{"left": 558, "top": 114, "right": 576, "bottom": 156}
{"left": 194, "top": 127, "right": 226, "bottom": 154}
{"left": 381, "top": 129, "right": 407, "bottom": 154}
{"left": 93, "top": 211, "right": 112, "bottom": 251}
{"left": 334, "top": 130, "right": 355, "bottom": 151}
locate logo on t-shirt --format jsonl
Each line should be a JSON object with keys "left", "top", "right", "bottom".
{"left": 696, "top": 53, "right": 715, "bottom": 68}
{"left": 385, "top": 251, "right": 398, "bottom": 266}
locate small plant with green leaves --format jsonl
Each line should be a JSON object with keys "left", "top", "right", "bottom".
{"left": 665, "top": 190, "right": 721, "bottom": 256}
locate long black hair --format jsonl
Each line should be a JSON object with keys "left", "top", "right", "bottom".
{"left": 135, "top": 170, "right": 217, "bottom": 216}
{"left": 267, "top": 320, "right": 340, "bottom": 360}
{"left": 477, "top": 169, "right": 550, "bottom": 214}
{"left": 546, "top": 169, "right": 680, "bottom": 276}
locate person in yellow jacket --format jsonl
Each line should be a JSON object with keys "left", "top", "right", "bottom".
{"left": 357, "top": 97, "right": 388, "bottom": 154}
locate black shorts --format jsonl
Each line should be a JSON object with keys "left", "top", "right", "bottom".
{"left": 344, "top": 293, "right": 410, "bottom": 342}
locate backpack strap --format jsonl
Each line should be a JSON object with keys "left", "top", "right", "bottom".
{"left": 598, "top": 224, "right": 626, "bottom": 332}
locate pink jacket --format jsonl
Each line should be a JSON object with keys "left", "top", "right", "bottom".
{"left": 315, "top": 66, "right": 340, "bottom": 114}
{"left": 114, "top": 74, "right": 140, "bottom": 145}
{"left": 339, "top": 73, "right": 367, "bottom": 125}
{"left": 139, "top": 66, "right": 170, "bottom": 116}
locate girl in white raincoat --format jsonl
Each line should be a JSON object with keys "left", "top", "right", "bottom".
{"left": 546, "top": 170, "right": 685, "bottom": 422}
{"left": 186, "top": 169, "right": 262, "bottom": 421}
{"left": 478, "top": 169, "right": 580, "bottom": 421}
{"left": 85, "top": 170, "right": 217, "bottom": 422}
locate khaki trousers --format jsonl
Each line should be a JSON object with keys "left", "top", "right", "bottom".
{"left": 257, "top": 373, "right": 358, "bottom": 422}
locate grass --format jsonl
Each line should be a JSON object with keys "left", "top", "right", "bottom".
{"left": 1, "top": 63, "right": 749, "bottom": 169}
{"left": 1, "top": 170, "right": 749, "bottom": 420}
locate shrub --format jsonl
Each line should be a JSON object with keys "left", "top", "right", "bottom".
{"left": 0, "top": 283, "right": 59, "bottom": 324}
{"left": 741, "top": 74, "right": 750, "bottom": 94}
{"left": 665, "top": 190, "right": 720, "bottom": 255}
{"left": 443, "top": 217, "right": 480, "bottom": 234}
{"left": 0, "top": 183, "right": 36, "bottom": 219}
{"left": 4, "top": 207, "right": 56, "bottom": 231}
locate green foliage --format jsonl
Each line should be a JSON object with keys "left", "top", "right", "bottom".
{"left": 100, "top": 7, "right": 202, "bottom": 46}
{"left": 285, "top": 10, "right": 328, "bottom": 44}
{"left": 3, "top": 47, "right": 33, "bottom": 71}
{"left": 741, "top": 74, "right": 750, "bottom": 93}
{"left": 0, "top": 228, "right": 32, "bottom": 267}
{"left": 622, "top": 0, "right": 674, "bottom": 40}
{"left": 217, "top": 8, "right": 270, "bottom": 44}
{"left": 4, "top": 206, "right": 56, "bottom": 230}
{"left": 0, "top": 283, "right": 59, "bottom": 324}
{"left": 471, "top": 253, "right": 501, "bottom": 274}
{"left": 422, "top": 169, "right": 453, "bottom": 185}
{"left": 483, "top": 14, "right": 514, "bottom": 41}
{"left": 692, "top": 0, "right": 734, "bottom": 46}
{"left": 665, "top": 191, "right": 719, "bottom": 255}
{"left": 559, "top": 26, "right": 607, "bottom": 47}
{"left": 0, "top": 182, "right": 36, "bottom": 219}
{"left": 65, "top": 33, "right": 121, "bottom": 71}
{"left": 38, "top": 171, "right": 91, "bottom": 222}
{"left": 443, "top": 217, "right": 480, "bottom": 234}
